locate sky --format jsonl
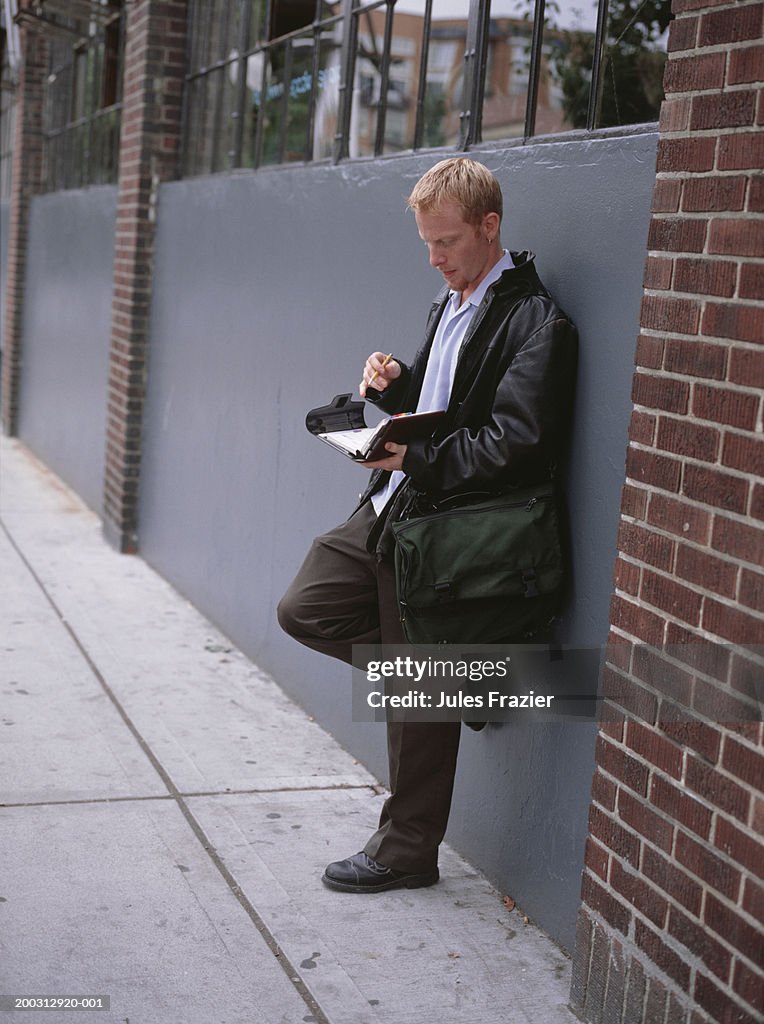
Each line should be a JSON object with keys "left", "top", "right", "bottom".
{"left": 394, "top": 0, "right": 600, "bottom": 31}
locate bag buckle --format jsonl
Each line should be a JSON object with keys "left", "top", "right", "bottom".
{"left": 522, "top": 569, "right": 539, "bottom": 598}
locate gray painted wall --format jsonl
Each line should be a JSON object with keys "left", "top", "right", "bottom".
{"left": 138, "top": 133, "right": 657, "bottom": 953}
{"left": 17, "top": 187, "right": 117, "bottom": 512}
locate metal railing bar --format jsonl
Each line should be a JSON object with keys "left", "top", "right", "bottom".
{"left": 305, "top": 30, "right": 322, "bottom": 161}
{"left": 522, "top": 0, "right": 545, "bottom": 141}
{"left": 232, "top": 0, "right": 253, "bottom": 165}
{"left": 586, "top": 0, "right": 609, "bottom": 131}
{"left": 412, "top": 0, "right": 432, "bottom": 150}
{"left": 277, "top": 37, "right": 293, "bottom": 163}
{"left": 252, "top": 27, "right": 269, "bottom": 167}
{"left": 373, "top": 0, "right": 395, "bottom": 157}
{"left": 333, "top": 0, "right": 358, "bottom": 162}
{"left": 43, "top": 101, "right": 122, "bottom": 139}
{"left": 186, "top": 13, "right": 344, "bottom": 83}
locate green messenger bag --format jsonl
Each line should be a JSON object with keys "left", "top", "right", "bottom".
{"left": 391, "top": 482, "right": 565, "bottom": 645}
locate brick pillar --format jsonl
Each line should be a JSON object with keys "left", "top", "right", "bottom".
{"left": 103, "top": 0, "right": 187, "bottom": 552}
{"left": 571, "top": 2, "right": 763, "bottom": 1023}
{"left": 1, "top": 13, "right": 46, "bottom": 435}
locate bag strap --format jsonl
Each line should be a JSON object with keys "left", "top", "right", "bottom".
{"left": 401, "top": 474, "right": 557, "bottom": 521}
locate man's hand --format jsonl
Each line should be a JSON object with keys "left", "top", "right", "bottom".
{"left": 361, "top": 442, "right": 407, "bottom": 471}
{"left": 360, "top": 352, "right": 401, "bottom": 397}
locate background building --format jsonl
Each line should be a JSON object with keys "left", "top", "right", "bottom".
{"left": 1, "top": 0, "right": 761, "bottom": 1020}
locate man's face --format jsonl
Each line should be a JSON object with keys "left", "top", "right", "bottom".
{"left": 415, "top": 201, "right": 498, "bottom": 300}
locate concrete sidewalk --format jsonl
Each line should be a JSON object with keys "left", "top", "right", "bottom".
{"left": 0, "top": 437, "right": 578, "bottom": 1024}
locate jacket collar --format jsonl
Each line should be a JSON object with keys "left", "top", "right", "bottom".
{"left": 429, "top": 250, "right": 547, "bottom": 310}
{"left": 489, "top": 251, "right": 549, "bottom": 299}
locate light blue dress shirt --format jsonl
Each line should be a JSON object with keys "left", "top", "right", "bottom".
{"left": 372, "top": 249, "right": 514, "bottom": 516}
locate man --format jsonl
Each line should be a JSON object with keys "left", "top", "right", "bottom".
{"left": 278, "top": 157, "right": 577, "bottom": 893}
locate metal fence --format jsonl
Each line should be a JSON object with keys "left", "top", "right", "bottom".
{"left": 182, "top": 0, "right": 671, "bottom": 177}
{"left": 1, "top": 41, "right": 16, "bottom": 199}
{"left": 40, "top": 0, "right": 125, "bottom": 192}
{"left": 28, "top": 0, "right": 670, "bottom": 190}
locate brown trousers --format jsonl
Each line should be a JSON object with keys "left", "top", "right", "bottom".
{"left": 277, "top": 502, "right": 461, "bottom": 872}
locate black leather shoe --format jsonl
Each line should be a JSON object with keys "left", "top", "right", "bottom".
{"left": 322, "top": 852, "right": 439, "bottom": 893}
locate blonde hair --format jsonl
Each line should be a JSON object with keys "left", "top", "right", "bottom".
{"left": 407, "top": 157, "right": 503, "bottom": 226}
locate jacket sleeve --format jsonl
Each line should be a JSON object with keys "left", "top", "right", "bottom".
{"left": 401, "top": 315, "right": 577, "bottom": 494}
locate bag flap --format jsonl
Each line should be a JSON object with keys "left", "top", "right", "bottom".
{"left": 394, "top": 496, "right": 563, "bottom": 607}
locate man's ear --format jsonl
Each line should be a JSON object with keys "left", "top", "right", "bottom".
{"left": 483, "top": 211, "right": 501, "bottom": 238}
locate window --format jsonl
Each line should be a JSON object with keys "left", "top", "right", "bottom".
{"left": 33, "top": 0, "right": 125, "bottom": 192}
{"left": 183, "top": 0, "right": 671, "bottom": 176}
{"left": 1, "top": 24, "right": 18, "bottom": 199}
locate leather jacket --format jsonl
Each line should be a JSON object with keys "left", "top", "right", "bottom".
{"left": 359, "top": 251, "right": 578, "bottom": 559}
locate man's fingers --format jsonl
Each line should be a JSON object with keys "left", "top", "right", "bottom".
{"left": 360, "top": 373, "right": 388, "bottom": 397}
{"left": 360, "top": 354, "right": 389, "bottom": 396}
{"left": 359, "top": 353, "right": 400, "bottom": 396}
{"left": 359, "top": 442, "right": 407, "bottom": 471}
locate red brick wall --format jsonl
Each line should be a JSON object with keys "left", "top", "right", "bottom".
{"left": 102, "top": 0, "right": 187, "bottom": 552}
{"left": 0, "top": 12, "right": 46, "bottom": 435}
{"left": 571, "top": 2, "right": 763, "bottom": 1022}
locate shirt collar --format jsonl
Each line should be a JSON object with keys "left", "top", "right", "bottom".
{"left": 448, "top": 249, "right": 515, "bottom": 312}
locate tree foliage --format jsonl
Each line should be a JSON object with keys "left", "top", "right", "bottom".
{"left": 547, "top": 0, "right": 672, "bottom": 129}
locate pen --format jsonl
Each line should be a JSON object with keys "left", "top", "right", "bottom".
{"left": 368, "top": 353, "right": 393, "bottom": 389}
